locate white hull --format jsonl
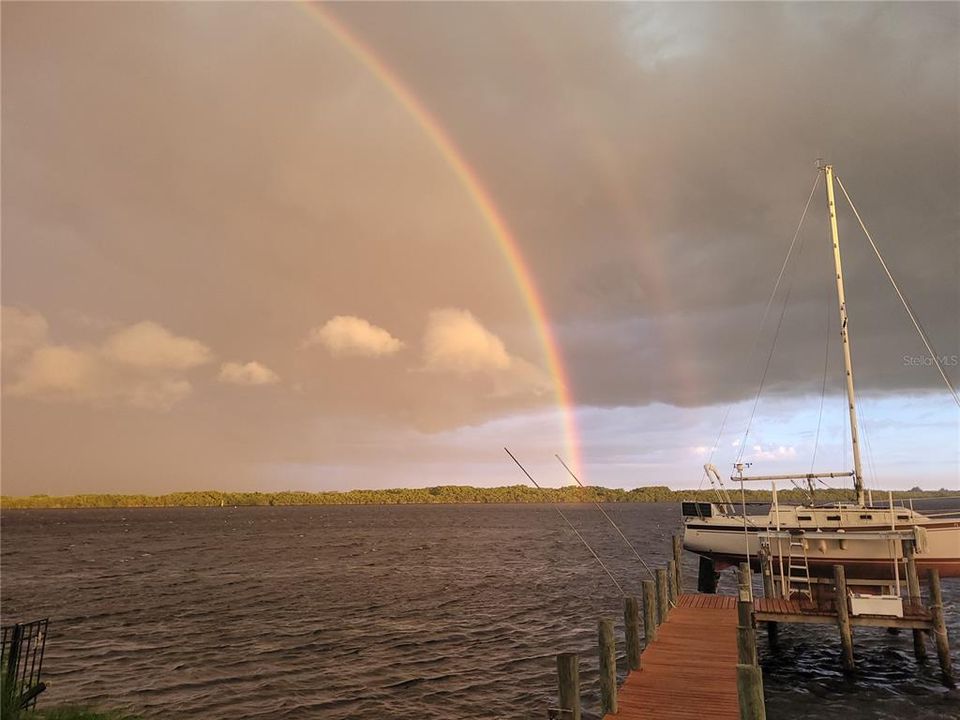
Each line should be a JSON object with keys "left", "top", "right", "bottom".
{"left": 683, "top": 503, "right": 960, "bottom": 579}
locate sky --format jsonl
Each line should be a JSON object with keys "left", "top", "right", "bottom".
{"left": 2, "top": 2, "right": 958, "bottom": 495}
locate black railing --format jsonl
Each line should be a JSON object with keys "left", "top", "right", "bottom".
{"left": 1, "top": 619, "right": 49, "bottom": 711}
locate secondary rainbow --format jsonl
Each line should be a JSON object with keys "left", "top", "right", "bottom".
{"left": 304, "top": 3, "right": 583, "bottom": 476}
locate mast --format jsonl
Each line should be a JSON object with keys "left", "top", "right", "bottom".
{"left": 822, "top": 163, "right": 866, "bottom": 506}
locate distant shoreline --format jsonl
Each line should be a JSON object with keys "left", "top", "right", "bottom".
{"left": 2, "top": 485, "right": 958, "bottom": 509}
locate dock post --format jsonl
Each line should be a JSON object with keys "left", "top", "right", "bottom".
{"left": 672, "top": 534, "right": 683, "bottom": 592}
{"left": 736, "top": 664, "right": 766, "bottom": 720}
{"left": 667, "top": 559, "right": 679, "bottom": 605}
{"left": 624, "top": 596, "right": 642, "bottom": 671}
{"left": 928, "top": 569, "right": 956, "bottom": 688}
{"left": 642, "top": 580, "right": 657, "bottom": 644}
{"left": 758, "top": 550, "right": 778, "bottom": 647}
{"left": 737, "top": 562, "right": 753, "bottom": 625}
{"left": 598, "top": 619, "right": 618, "bottom": 716}
{"left": 833, "top": 565, "right": 855, "bottom": 674}
{"left": 760, "top": 549, "right": 774, "bottom": 598}
{"left": 698, "top": 555, "right": 718, "bottom": 594}
{"left": 656, "top": 568, "right": 670, "bottom": 624}
{"left": 556, "top": 652, "right": 581, "bottom": 720}
{"left": 737, "top": 624, "right": 758, "bottom": 667}
{"left": 905, "top": 553, "right": 927, "bottom": 664}
{"left": 737, "top": 562, "right": 758, "bottom": 666}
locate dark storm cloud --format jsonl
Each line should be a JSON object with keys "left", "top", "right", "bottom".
{"left": 331, "top": 2, "right": 960, "bottom": 407}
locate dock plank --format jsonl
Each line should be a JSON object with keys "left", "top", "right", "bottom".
{"left": 602, "top": 594, "right": 740, "bottom": 719}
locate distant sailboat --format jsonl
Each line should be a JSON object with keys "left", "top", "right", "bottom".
{"left": 682, "top": 163, "right": 960, "bottom": 591}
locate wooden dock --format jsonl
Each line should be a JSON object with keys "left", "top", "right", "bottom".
{"left": 549, "top": 537, "right": 954, "bottom": 720}
{"left": 607, "top": 594, "right": 740, "bottom": 720}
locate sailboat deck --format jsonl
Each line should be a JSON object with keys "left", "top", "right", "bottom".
{"left": 602, "top": 594, "right": 740, "bottom": 720}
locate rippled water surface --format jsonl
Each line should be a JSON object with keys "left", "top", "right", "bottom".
{"left": 2, "top": 504, "right": 958, "bottom": 719}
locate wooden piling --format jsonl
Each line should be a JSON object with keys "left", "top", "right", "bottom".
{"left": 656, "top": 568, "right": 670, "bottom": 624}
{"left": 624, "top": 596, "right": 642, "bottom": 671}
{"left": 760, "top": 549, "right": 774, "bottom": 598}
{"left": 556, "top": 652, "right": 581, "bottom": 720}
{"left": 698, "top": 555, "right": 718, "bottom": 594}
{"left": 642, "top": 580, "right": 658, "bottom": 644}
{"left": 737, "top": 626, "right": 758, "bottom": 667}
{"left": 737, "top": 562, "right": 753, "bottom": 628}
{"left": 833, "top": 564, "right": 855, "bottom": 673}
{"left": 736, "top": 664, "right": 766, "bottom": 720}
{"left": 598, "top": 619, "right": 618, "bottom": 716}
{"left": 928, "top": 569, "right": 956, "bottom": 688}
{"left": 736, "top": 563, "right": 758, "bottom": 666}
{"left": 672, "top": 534, "right": 684, "bottom": 592}
{"left": 905, "top": 553, "right": 927, "bottom": 664}
{"left": 738, "top": 562, "right": 752, "bottom": 593}
{"left": 667, "top": 559, "right": 679, "bottom": 605}
{"left": 757, "top": 551, "right": 779, "bottom": 647}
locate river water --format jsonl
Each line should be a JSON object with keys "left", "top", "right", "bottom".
{"left": 1, "top": 504, "right": 958, "bottom": 719}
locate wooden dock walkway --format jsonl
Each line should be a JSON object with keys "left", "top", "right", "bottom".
{"left": 604, "top": 594, "right": 740, "bottom": 720}
{"left": 551, "top": 539, "right": 953, "bottom": 720}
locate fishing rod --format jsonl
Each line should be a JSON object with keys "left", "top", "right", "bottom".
{"left": 555, "top": 454, "right": 656, "bottom": 580}
{"left": 504, "top": 447, "right": 625, "bottom": 596}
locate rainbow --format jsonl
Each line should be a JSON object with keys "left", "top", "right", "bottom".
{"left": 303, "top": 3, "right": 582, "bottom": 476}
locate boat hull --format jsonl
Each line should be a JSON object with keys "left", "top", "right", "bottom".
{"left": 683, "top": 509, "right": 960, "bottom": 580}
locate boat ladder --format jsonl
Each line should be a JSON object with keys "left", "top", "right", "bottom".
{"left": 786, "top": 534, "right": 813, "bottom": 600}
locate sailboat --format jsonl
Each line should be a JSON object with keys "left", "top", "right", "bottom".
{"left": 682, "top": 163, "right": 960, "bottom": 590}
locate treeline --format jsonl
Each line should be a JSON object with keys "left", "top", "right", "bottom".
{"left": 2, "top": 485, "right": 957, "bottom": 509}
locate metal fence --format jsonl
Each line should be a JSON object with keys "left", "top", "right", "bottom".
{"left": 1, "top": 619, "right": 49, "bottom": 711}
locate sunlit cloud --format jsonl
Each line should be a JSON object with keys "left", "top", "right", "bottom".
{"left": 420, "top": 308, "right": 551, "bottom": 397}
{"left": 101, "top": 321, "right": 213, "bottom": 370}
{"left": 219, "top": 361, "right": 280, "bottom": 386}
{"left": 422, "top": 308, "right": 510, "bottom": 374}
{"left": 3, "top": 308, "right": 211, "bottom": 411}
{"left": 305, "top": 315, "right": 404, "bottom": 357}
{"left": 1, "top": 306, "right": 49, "bottom": 361}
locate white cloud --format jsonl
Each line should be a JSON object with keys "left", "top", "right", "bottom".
{"left": 4, "top": 313, "right": 213, "bottom": 411}
{"left": 219, "top": 361, "right": 279, "bottom": 386}
{"left": 489, "top": 356, "right": 552, "bottom": 398}
{"left": 8, "top": 345, "right": 102, "bottom": 400}
{"left": 2, "top": 306, "right": 49, "bottom": 361}
{"left": 751, "top": 444, "right": 798, "bottom": 461}
{"left": 125, "top": 378, "right": 193, "bottom": 411}
{"left": 422, "top": 308, "right": 511, "bottom": 374}
{"left": 420, "top": 308, "right": 551, "bottom": 397}
{"left": 305, "top": 315, "right": 403, "bottom": 357}
{"left": 101, "top": 321, "right": 213, "bottom": 370}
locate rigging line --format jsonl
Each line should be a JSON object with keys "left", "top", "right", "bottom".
{"left": 555, "top": 454, "right": 657, "bottom": 580}
{"left": 504, "top": 448, "right": 625, "bottom": 596}
{"left": 810, "top": 273, "right": 832, "bottom": 473}
{"left": 856, "top": 399, "right": 881, "bottom": 491}
{"left": 737, "top": 176, "right": 818, "bottom": 462}
{"left": 698, "top": 171, "right": 822, "bottom": 489}
{"left": 836, "top": 175, "right": 960, "bottom": 408}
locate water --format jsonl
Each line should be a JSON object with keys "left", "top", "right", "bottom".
{"left": 1, "top": 504, "right": 957, "bottom": 719}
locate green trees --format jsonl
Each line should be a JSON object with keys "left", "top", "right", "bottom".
{"left": 1, "top": 486, "right": 955, "bottom": 509}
